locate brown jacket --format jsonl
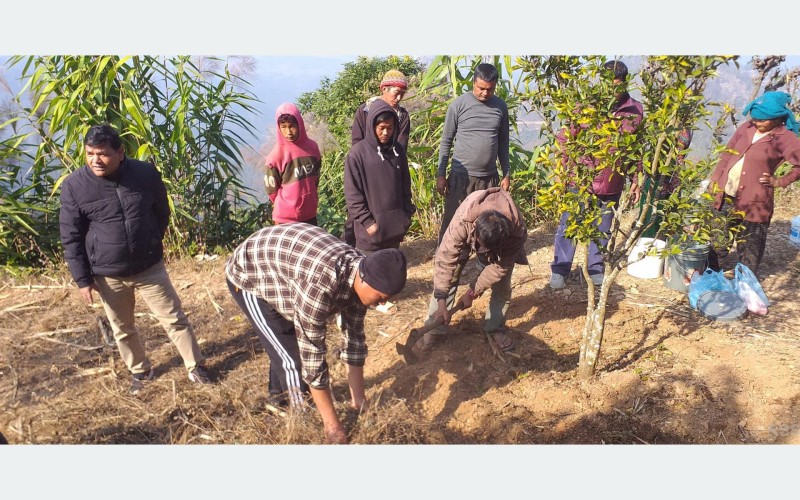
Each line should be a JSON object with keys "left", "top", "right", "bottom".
{"left": 434, "top": 187, "right": 528, "bottom": 298}
{"left": 710, "top": 122, "right": 800, "bottom": 223}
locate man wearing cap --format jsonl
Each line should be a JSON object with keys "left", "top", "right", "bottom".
{"left": 351, "top": 69, "right": 410, "bottom": 150}
{"left": 225, "top": 223, "right": 407, "bottom": 444}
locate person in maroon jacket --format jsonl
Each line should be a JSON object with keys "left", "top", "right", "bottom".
{"left": 549, "top": 60, "right": 644, "bottom": 289}
{"left": 708, "top": 91, "right": 800, "bottom": 275}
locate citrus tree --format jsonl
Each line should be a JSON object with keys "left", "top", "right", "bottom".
{"left": 517, "top": 55, "right": 742, "bottom": 378}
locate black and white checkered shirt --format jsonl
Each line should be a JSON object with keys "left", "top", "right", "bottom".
{"left": 225, "top": 223, "right": 367, "bottom": 388}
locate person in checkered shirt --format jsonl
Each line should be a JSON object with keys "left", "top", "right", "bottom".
{"left": 225, "top": 223, "right": 407, "bottom": 444}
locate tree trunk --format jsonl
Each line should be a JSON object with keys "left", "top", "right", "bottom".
{"left": 578, "top": 301, "right": 609, "bottom": 379}
{"left": 578, "top": 264, "right": 613, "bottom": 380}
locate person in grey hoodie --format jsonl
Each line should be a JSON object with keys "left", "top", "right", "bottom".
{"left": 344, "top": 99, "right": 416, "bottom": 253}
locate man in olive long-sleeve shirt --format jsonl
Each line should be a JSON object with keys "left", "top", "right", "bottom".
{"left": 436, "top": 63, "right": 510, "bottom": 245}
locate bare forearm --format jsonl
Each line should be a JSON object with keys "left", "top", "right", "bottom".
{"left": 309, "top": 386, "right": 347, "bottom": 444}
{"left": 347, "top": 364, "right": 367, "bottom": 410}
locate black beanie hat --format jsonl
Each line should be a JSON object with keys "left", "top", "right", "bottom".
{"left": 358, "top": 249, "right": 407, "bottom": 296}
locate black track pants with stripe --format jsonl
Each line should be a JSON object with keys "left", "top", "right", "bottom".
{"left": 226, "top": 280, "right": 309, "bottom": 407}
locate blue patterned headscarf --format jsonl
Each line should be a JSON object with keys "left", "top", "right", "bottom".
{"left": 742, "top": 91, "right": 799, "bottom": 135}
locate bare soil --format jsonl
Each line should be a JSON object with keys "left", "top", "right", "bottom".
{"left": 2, "top": 203, "right": 800, "bottom": 445}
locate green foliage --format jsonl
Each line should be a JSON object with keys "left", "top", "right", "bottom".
{"left": 516, "top": 55, "right": 740, "bottom": 378}
{"left": 405, "top": 55, "right": 472, "bottom": 239}
{"left": 297, "top": 56, "right": 423, "bottom": 151}
{"left": 520, "top": 56, "right": 741, "bottom": 255}
{"left": 524, "top": 57, "right": 637, "bottom": 242}
{"left": 511, "top": 144, "right": 550, "bottom": 223}
{"left": 1, "top": 55, "right": 261, "bottom": 266}
{"left": 638, "top": 56, "right": 744, "bottom": 251}
{"left": 0, "top": 122, "right": 59, "bottom": 268}
{"left": 316, "top": 149, "right": 347, "bottom": 235}
{"left": 0, "top": 102, "right": 57, "bottom": 266}
{"left": 409, "top": 55, "right": 533, "bottom": 237}
{"left": 296, "top": 56, "right": 424, "bottom": 237}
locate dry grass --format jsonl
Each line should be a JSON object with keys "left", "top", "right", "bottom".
{"left": 3, "top": 195, "right": 800, "bottom": 446}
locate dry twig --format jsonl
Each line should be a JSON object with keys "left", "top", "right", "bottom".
{"left": 28, "top": 326, "right": 91, "bottom": 339}
{"left": 2, "top": 306, "right": 44, "bottom": 313}
{"left": 76, "top": 367, "right": 112, "bottom": 377}
{"left": 11, "top": 285, "right": 69, "bottom": 290}
{"left": 1, "top": 298, "right": 48, "bottom": 314}
{"left": 34, "top": 336, "right": 105, "bottom": 351}
{"left": 8, "top": 363, "right": 18, "bottom": 401}
{"left": 484, "top": 332, "right": 507, "bottom": 363}
{"left": 265, "top": 403, "right": 287, "bottom": 418}
{"left": 204, "top": 286, "right": 224, "bottom": 316}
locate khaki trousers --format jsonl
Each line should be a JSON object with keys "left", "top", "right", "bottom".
{"left": 94, "top": 260, "right": 204, "bottom": 375}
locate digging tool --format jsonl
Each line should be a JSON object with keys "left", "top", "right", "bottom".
{"left": 396, "top": 301, "right": 466, "bottom": 365}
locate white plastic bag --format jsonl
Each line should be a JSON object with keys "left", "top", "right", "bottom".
{"left": 734, "top": 263, "right": 770, "bottom": 307}
{"left": 737, "top": 280, "right": 768, "bottom": 315}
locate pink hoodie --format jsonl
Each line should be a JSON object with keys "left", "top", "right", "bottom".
{"left": 264, "top": 103, "right": 322, "bottom": 223}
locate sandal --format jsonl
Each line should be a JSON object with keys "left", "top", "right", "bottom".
{"left": 490, "top": 331, "right": 515, "bottom": 352}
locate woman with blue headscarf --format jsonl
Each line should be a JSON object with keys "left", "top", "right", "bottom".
{"left": 708, "top": 90, "right": 800, "bottom": 275}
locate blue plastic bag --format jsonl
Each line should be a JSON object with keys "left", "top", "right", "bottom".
{"left": 688, "top": 268, "right": 735, "bottom": 309}
{"left": 734, "top": 263, "right": 770, "bottom": 307}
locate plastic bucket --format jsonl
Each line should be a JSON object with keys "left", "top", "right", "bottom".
{"left": 790, "top": 215, "right": 800, "bottom": 249}
{"left": 663, "top": 243, "right": 710, "bottom": 292}
{"left": 627, "top": 237, "right": 667, "bottom": 279}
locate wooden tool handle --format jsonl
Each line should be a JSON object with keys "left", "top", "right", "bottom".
{"left": 408, "top": 300, "right": 466, "bottom": 336}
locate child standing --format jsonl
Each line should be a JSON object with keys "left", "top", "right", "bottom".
{"left": 344, "top": 99, "right": 415, "bottom": 253}
{"left": 264, "top": 103, "right": 322, "bottom": 225}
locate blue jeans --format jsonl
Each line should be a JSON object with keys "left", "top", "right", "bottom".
{"left": 550, "top": 192, "right": 620, "bottom": 277}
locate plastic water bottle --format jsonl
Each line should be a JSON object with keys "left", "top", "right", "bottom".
{"left": 791, "top": 215, "right": 800, "bottom": 249}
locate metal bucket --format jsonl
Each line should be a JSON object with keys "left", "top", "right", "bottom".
{"left": 663, "top": 243, "right": 710, "bottom": 292}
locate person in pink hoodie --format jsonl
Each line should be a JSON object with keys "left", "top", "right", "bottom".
{"left": 264, "top": 103, "right": 322, "bottom": 225}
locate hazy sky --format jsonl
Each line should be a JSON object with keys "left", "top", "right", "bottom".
{"left": 0, "top": 54, "right": 356, "bottom": 120}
